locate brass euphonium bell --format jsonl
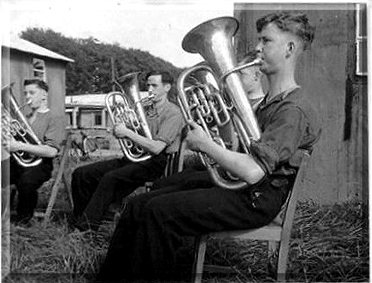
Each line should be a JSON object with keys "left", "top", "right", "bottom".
{"left": 177, "top": 16, "right": 262, "bottom": 189}
{"left": 105, "top": 72, "right": 153, "bottom": 162}
{"left": 1, "top": 83, "right": 43, "bottom": 167}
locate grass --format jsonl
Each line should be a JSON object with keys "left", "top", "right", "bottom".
{"left": 201, "top": 200, "right": 368, "bottom": 283}
{"left": 2, "top": 199, "right": 368, "bottom": 283}
{"left": 2, "top": 153, "right": 369, "bottom": 282}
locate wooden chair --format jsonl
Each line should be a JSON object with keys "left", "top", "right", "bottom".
{"left": 42, "top": 131, "right": 74, "bottom": 223}
{"left": 191, "top": 151, "right": 311, "bottom": 283}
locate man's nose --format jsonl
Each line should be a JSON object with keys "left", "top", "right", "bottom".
{"left": 255, "top": 43, "right": 263, "bottom": 53}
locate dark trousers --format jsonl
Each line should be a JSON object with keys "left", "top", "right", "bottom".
{"left": 151, "top": 166, "right": 213, "bottom": 191}
{"left": 71, "top": 152, "right": 168, "bottom": 231}
{"left": 97, "top": 172, "right": 291, "bottom": 282}
{"left": 1, "top": 157, "right": 53, "bottom": 219}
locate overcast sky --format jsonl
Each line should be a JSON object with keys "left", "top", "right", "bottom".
{"left": 1, "top": 0, "right": 235, "bottom": 68}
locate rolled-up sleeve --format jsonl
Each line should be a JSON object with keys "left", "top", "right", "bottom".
{"left": 250, "top": 106, "right": 307, "bottom": 174}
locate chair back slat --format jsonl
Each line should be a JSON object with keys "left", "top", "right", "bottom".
{"left": 281, "top": 151, "right": 310, "bottom": 233}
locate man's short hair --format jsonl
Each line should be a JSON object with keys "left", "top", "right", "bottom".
{"left": 24, "top": 79, "right": 49, "bottom": 92}
{"left": 256, "top": 11, "right": 315, "bottom": 50}
{"left": 145, "top": 71, "right": 174, "bottom": 86}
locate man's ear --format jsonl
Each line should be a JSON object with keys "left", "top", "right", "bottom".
{"left": 286, "top": 41, "right": 296, "bottom": 57}
{"left": 165, "top": 83, "right": 172, "bottom": 92}
{"left": 42, "top": 90, "right": 48, "bottom": 101}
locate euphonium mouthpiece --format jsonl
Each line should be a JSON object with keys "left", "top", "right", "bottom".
{"left": 18, "top": 99, "right": 32, "bottom": 110}
{"left": 140, "top": 93, "right": 156, "bottom": 107}
{"left": 252, "top": 58, "right": 263, "bottom": 65}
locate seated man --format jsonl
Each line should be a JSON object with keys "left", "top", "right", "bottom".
{"left": 151, "top": 49, "right": 265, "bottom": 192}
{"left": 71, "top": 70, "right": 185, "bottom": 232}
{"left": 2, "top": 79, "right": 65, "bottom": 225}
{"left": 96, "top": 11, "right": 321, "bottom": 282}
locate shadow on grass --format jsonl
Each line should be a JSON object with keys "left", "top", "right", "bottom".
{"left": 3, "top": 197, "right": 368, "bottom": 283}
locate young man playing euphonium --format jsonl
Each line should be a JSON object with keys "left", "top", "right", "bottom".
{"left": 2, "top": 79, "right": 65, "bottom": 225}
{"left": 96, "top": 11, "right": 321, "bottom": 282}
{"left": 70, "top": 70, "right": 185, "bottom": 232}
{"left": 150, "top": 50, "right": 266, "bottom": 192}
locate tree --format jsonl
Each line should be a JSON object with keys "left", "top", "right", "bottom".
{"left": 21, "top": 28, "right": 184, "bottom": 95}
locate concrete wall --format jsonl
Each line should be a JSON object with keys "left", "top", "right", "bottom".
{"left": 234, "top": 3, "right": 368, "bottom": 204}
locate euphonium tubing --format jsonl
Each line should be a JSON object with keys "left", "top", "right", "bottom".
{"left": 105, "top": 72, "right": 152, "bottom": 162}
{"left": 179, "top": 17, "right": 262, "bottom": 190}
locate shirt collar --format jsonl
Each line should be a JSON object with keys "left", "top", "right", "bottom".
{"left": 145, "top": 98, "right": 171, "bottom": 117}
{"left": 259, "top": 86, "right": 301, "bottom": 110}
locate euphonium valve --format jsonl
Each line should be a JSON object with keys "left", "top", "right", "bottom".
{"left": 178, "top": 17, "right": 262, "bottom": 190}
{"left": 105, "top": 72, "right": 153, "bottom": 163}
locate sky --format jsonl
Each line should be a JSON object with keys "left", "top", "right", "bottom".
{"left": 1, "top": 0, "right": 236, "bottom": 68}
{"left": 1, "top": 0, "right": 370, "bottom": 68}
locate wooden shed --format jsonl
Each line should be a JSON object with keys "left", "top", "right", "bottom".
{"left": 234, "top": 3, "right": 368, "bottom": 204}
{"left": 1, "top": 36, "right": 74, "bottom": 120}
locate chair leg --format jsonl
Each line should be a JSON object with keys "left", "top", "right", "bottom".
{"left": 277, "top": 239, "right": 290, "bottom": 282}
{"left": 192, "top": 235, "right": 207, "bottom": 283}
{"left": 43, "top": 174, "right": 63, "bottom": 223}
{"left": 43, "top": 143, "right": 70, "bottom": 224}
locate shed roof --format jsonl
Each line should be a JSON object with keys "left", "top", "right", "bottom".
{"left": 2, "top": 36, "right": 74, "bottom": 63}
{"left": 65, "top": 92, "right": 149, "bottom": 107}
{"left": 66, "top": 94, "right": 108, "bottom": 107}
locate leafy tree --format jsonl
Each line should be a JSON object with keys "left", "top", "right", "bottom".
{"left": 20, "top": 28, "right": 184, "bottom": 97}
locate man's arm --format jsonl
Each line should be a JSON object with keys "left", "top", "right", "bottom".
{"left": 4, "top": 139, "right": 58, "bottom": 158}
{"left": 114, "top": 124, "right": 166, "bottom": 155}
{"left": 3, "top": 112, "right": 65, "bottom": 159}
{"left": 185, "top": 121, "right": 265, "bottom": 186}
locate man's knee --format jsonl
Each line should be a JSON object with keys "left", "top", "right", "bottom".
{"left": 72, "top": 165, "right": 85, "bottom": 181}
{"left": 144, "top": 198, "right": 171, "bottom": 222}
{"left": 72, "top": 165, "right": 97, "bottom": 187}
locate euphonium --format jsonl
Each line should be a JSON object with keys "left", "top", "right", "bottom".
{"left": 1, "top": 84, "right": 43, "bottom": 167}
{"left": 105, "top": 72, "right": 153, "bottom": 162}
{"left": 177, "top": 17, "right": 262, "bottom": 190}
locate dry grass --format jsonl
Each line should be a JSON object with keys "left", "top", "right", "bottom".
{"left": 2, "top": 199, "right": 368, "bottom": 283}
{"left": 2, "top": 217, "right": 112, "bottom": 283}
{"left": 2, "top": 152, "right": 368, "bottom": 283}
{"left": 201, "top": 199, "right": 368, "bottom": 283}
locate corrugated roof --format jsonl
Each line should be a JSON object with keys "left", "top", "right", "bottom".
{"left": 2, "top": 36, "right": 74, "bottom": 63}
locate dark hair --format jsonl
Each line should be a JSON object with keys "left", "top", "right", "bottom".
{"left": 256, "top": 11, "right": 315, "bottom": 50}
{"left": 145, "top": 71, "right": 174, "bottom": 85}
{"left": 24, "top": 79, "right": 49, "bottom": 92}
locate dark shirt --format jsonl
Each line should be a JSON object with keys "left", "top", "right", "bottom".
{"left": 250, "top": 87, "right": 321, "bottom": 178}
